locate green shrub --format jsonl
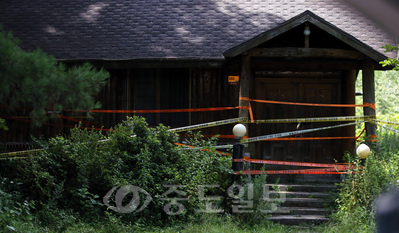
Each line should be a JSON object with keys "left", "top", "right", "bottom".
{"left": 330, "top": 128, "right": 399, "bottom": 232}
{"left": 0, "top": 177, "right": 35, "bottom": 231}
{"left": 2, "top": 116, "right": 232, "bottom": 228}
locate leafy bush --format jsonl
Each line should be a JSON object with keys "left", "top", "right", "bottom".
{"left": 1, "top": 116, "right": 233, "bottom": 229}
{"left": 330, "top": 128, "right": 399, "bottom": 232}
{"left": 0, "top": 177, "right": 35, "bottom": 231}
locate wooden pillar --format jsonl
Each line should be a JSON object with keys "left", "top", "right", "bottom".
{"left": 362, "top": 59, "right": 377, "bottom": 139}
{"left": 238, "top": 55, "right": 253, "bottom": 156}
{"left": 342, "top": 70, "right": 356, "bottom": 156}
{"left": 238, "top": 55, "right": 250, "bottom": 119}
{"left": 126, "top": 69, "right": 131, "bottom": 117}
{"left": 155, "top": 69, "right": 161, "bottom": 125}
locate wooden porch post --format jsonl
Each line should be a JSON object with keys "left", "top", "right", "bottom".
{"left": 343, "top": 70, "right": 356, "bottom": 155}
{"left": 238, "top": 55, "right": 250, "bottom": 120}
{"left": 238, "top": 55, "right": 253, "bottom": 156}
{"left": 362, "top": 59, "right": 377, "bottom": 140}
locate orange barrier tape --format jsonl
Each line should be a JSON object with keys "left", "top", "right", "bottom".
{"left": 235, "top": 170, "right": 346, "bottom": 175}
{"left": 239, "top": 97, "right": 376, "bottom": 110}
{"left": 248, "top": 101, "right": 254, "bottom": 123}
{"left": 261, "top": 136, "right": 357, "bottom": 141}
{"left": 179, "top": 134, "right": 248, "bottom": 139}
{"left": 174, "top": 143, "right": 231, "bottom": 156}
{"left": 234, "top": 156, "right": 351, "bottom": 170}
{"left": 0, "top": 116, "right": 91, "bottom": 119}
{"left": 367, "top": 134, "right": 378, "bottom": 142}
{"left": 63, "top": 106, "right": 246, "bottom": 113}
{"left": 57, "top": 114, "right": 103, "bottom": 128}
{"left": 356, "top": 128, "right": 366, "bottom": 141}
{"left": 364, "top": 103, "right": 376, "bottom": 110}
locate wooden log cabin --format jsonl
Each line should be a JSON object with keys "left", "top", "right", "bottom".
{"left": 0, "top": 1, "right": 396, "bottom": 165}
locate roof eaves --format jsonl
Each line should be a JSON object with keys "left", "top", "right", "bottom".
{"left": 223, "top": 10, "right": 388, "bottom": 63}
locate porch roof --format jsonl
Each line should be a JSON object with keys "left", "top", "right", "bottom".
{"left": 223, "top": 11, "right": 388, "bottom": 63}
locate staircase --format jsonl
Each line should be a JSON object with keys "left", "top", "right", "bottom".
{"left": 267, "top": 183, "right": 338, "bottom": 225}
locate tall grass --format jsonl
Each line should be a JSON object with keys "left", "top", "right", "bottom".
{"left": 326, "top": 126, "right": 399, "bottom": 233}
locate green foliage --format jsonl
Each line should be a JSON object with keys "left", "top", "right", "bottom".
{"left": 356, "top": 70, "right": 399, "bottom": 116}
{"left": 0, "top": 26, "right": 110, "bottom": 124}
{"left": 0, "top": 177, "right": 35, "bottom": 231}
{"left": 329, "top": 129, "right": 399, "bottom": 232}
{"left": 380, "top": 45, "right": 399, "bottom": 70}
{"left": 0, "top": 116, "right": 232, "bottom": 230}
{"left": 0, "top": 118, "right": 8, "bottom": 130}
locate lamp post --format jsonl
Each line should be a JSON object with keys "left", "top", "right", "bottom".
{"left": 232, "top": 124, "right": 246, "bottom": 175}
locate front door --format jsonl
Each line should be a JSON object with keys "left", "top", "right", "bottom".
{"left": 252, "top": 77, "right": 342, "bottom": 168}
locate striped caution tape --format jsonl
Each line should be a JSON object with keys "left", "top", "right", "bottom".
{"left": 235, "top": 169, "right": 347, "bottom": 175}
{"left": 179, "top": 134, "right": 248, "bottom": 139}
{"left": 234, "top": 157, "right": 351, "bottom": 170}
{"left": 261, "top": 136, "right": 357, "bottom": 141}
{"left": 182, "top": 135, "right": 355, "bottom": 141}
{"left": 174, "top": 143, "right": 231, "bottom": 156}
{"left": 240, "top": 97, "right": 376, "bottom": 109}
{"left": 369, "top": 120, "right": 399, "bottom": 135}
{"left": 0, "top": 148, "right": 44, "bottom": 158}
{"left": 246, "top": 115, "right": 374, "bottom": 124}
{"left": 0, "top": 156, "right": 30, "bottom": 160}
{"left": 170, "top": 117, "right": 248, "bottom": 133}
{"left": 241, "top": 121, "right": 363, "bottom": 143}
{"left": 374, "top": 119, "right": 399, "bottom": 126}
{"left": 0, "top": 118, "right": 244, "bottom": 158}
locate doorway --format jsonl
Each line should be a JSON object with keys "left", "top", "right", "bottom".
{"left": 251, "top": 76, "right": 343, "bottom": 167}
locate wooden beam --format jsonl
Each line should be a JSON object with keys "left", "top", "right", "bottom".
{"left": 248, "top": 48, "right": 366, "bottom": 60}
{"left": 239, "top": 55, "right": 250, "bottom": 129}
{"left": 239, "top": 56, "right": 250, "bottom": 118}
{"left": 254, "top": 71, "right": 342, "bottom": 78}
{"left": 342, "top": 70, "right": 356, "bottom": 156}
{"left": 238, "top": 55, "right": 254, "bottom": 157}
{"left": 251, "top": 59, "right": 363, "bottom": 71}
{"left": 362, "top": 59, "right": 377, "bottom": 139}
{"left": 155, "top": 69, "right": 161, "bottom": 124}
{"left": 63, "top": 60, "right": 225, "bottom": 69}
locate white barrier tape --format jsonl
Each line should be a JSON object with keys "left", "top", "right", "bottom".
{"left": 170, "top": 117, "right": 248, "bottom": 133}
{"left": 241, "top": 121, "right": 364, "bottom": 143}
{"left": 369, "top": 120, "right": 399, "bottom": 135}
{"left": 248, "top": 115, "right": 374, "bottom": 124}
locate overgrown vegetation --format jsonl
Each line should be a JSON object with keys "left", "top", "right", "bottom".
{"left": 0, "top": 116, "right": 234, "bottom": 231}
{"left": 326, "top": 128, "right": 399, "bottom": 232}
{"left": 325, "top": 69, "right": 399, "bottom": 232}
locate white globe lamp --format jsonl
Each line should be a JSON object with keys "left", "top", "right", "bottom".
{"left": 357, "top": 143, "right": 371, "bottom": 159}
{"left": 232, "top": 124, "right": 247, "bottom": 139}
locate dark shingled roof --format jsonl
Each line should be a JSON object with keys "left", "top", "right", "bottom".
{"left": 0, "top": 0, "right": 395, "bottom": 61}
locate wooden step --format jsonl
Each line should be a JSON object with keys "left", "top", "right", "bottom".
{"left": 279, "top": 197, "right": 332, "bottom": 208}
{"left": 272, "top": 207, "right": 333, "bottom": 215}
{"left": 268, "top": 215, "right": 330, "bottom": 225}
{"left": 265, "top": 182, "right": 338, "bottom": 225}
{"left": 271, "top": 184, "right": 337, "bottom": 192}
{"left": 269, "top": 191, "right": 329, "bottom": 198}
